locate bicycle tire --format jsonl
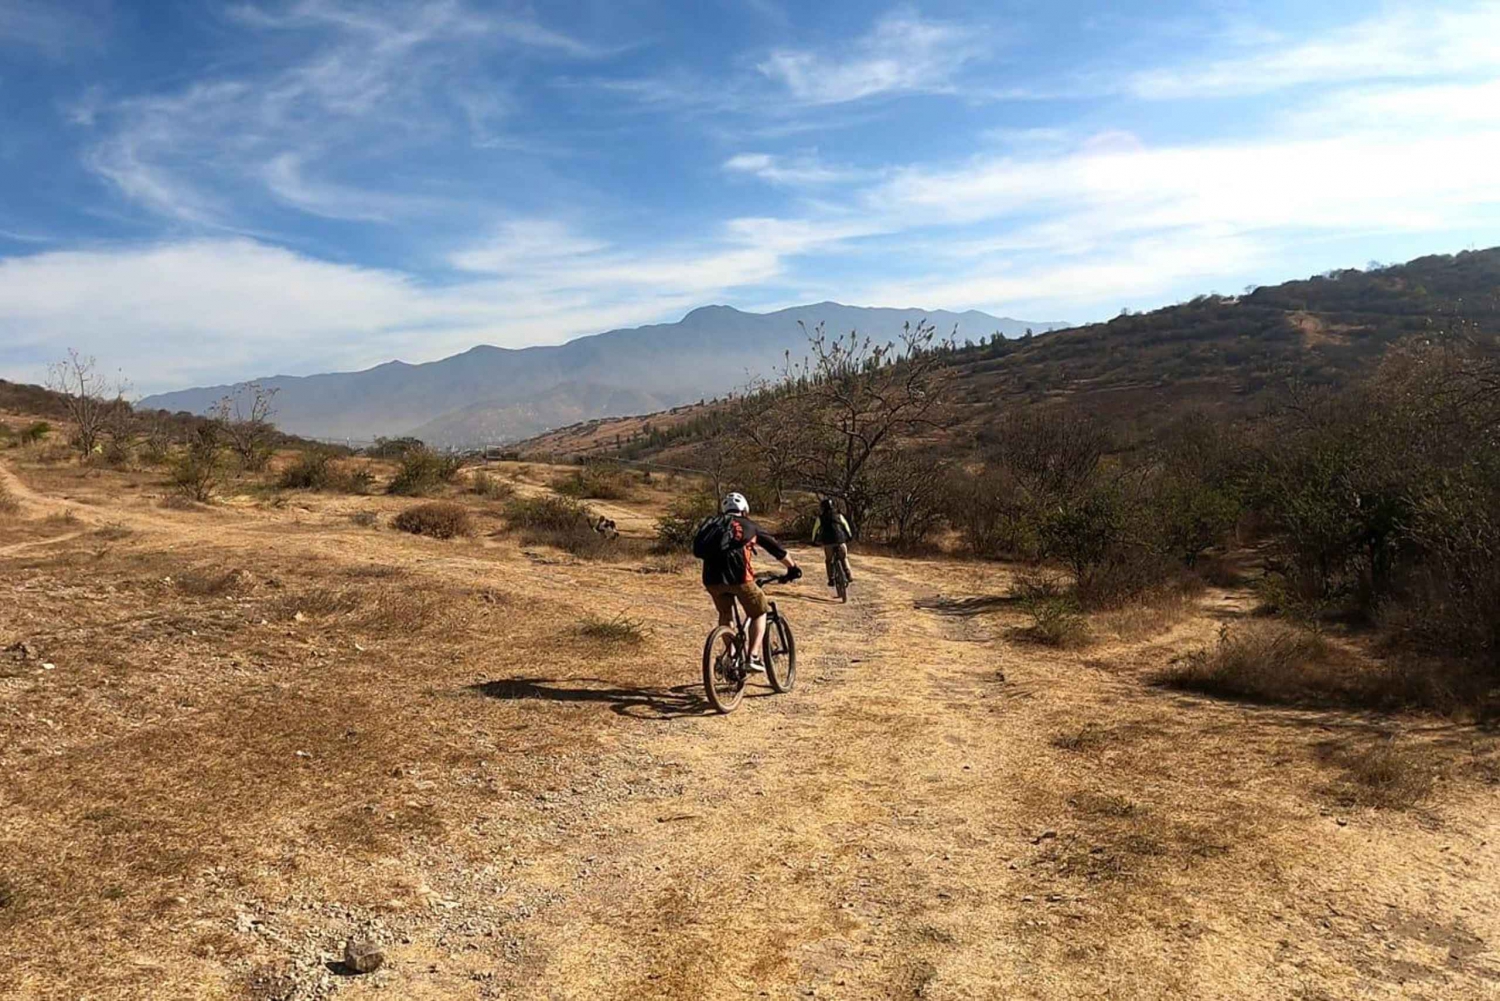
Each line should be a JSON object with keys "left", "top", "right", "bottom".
{"left": 765, "top": 614, "right": 797, "bottom": 693}
{"left": 702, "top": 625, "right": 745, "bottom": 714}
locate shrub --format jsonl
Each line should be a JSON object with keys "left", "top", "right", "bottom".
{"left": 0, "top": 480, "right": 18, "bottom": 517}
{"left": 387, "top": 447, "right": 462, "bottom": 496}
{"left": 170, "top": 429, "right": 225, "bottom": 502}
{"left": 278, "top": 450, "right": 335, "bottom": 490}
{"left": 1149, "top": 622, "right": 1431, "bottom": 708}
{"left": 655, "top": 491, "right": 717, "bottom": 551}
{"left": 279, "top": 451, "right": 374, "bottom": 493}
{"left": 504, "top": 495, "right": 621, "bottom": 558}
{"left": 365, "top": 436, "right": 425, "bottom": 459}
{"left": 349, "top": 510, "right": 378, "bottom": 528}
{"left": 470, "top": 470, "right": 514, "bottom": 500}
{"left": 504, "top": 495, "right": 591, "bottom": 532}
{"left": 555, "top": 464, "right": 634, "bottom": 500}
{"left": 342, "top": 465, "right": 375, "bottom": 495}
{"left": 1318, "top": 741, "right": 1436, "bottom": 811}
{"left": 20, "top": 421, "right": 50, "bottom": 444}
{"left": 1009, "top": 574, "right": 1091, "bottom": 648}
{"left": 391, "top": 501, "right": 473, "bottom": 539}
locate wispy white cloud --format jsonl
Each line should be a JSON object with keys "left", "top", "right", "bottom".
{"left": 757, "top": 9, "right": 988, "bottom": 105}
{"left": 84, "top": 1, "right": 600, "bottom": 227}
{"left": 1129, "top": 1, "right": 1500, "bottom": 99}
{"left": 723, "top": 152, "right": 872, "bottom": 186}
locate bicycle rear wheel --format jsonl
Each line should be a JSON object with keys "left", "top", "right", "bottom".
{"left": 764, "top": 615, "right": 797, "bottom": 693}
{"left": 702, "top": 625, "right": 746, "bottom": 713}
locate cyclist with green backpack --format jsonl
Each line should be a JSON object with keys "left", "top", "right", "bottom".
{"left": 810, "top": 497, "right": 854, "bottom": 588}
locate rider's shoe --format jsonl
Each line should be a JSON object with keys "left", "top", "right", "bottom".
{"left": 743, "top": 657, "right": 767, "bottom": 675}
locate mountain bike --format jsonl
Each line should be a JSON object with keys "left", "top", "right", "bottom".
{"left": 830, "top": 551, "right": 850, "bottom": 604}
{"left": 702, "top": 571, "right": 799, "bottom": 714}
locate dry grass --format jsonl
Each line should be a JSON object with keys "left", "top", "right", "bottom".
{"left": 554, "top": 465, "right": 635, "bottom": 501}
{"left": 1317, "top": 740, "right": 1438, "bottom": 811}
{"left": 3, "top": 451, "right": 1498, "bottom": 1001}
{"left": 348, "top": 509, "right": 379, "bottom": 528}
{"left": 391, "top": 500, "right": 474, "bottom": 539}
{"left": 469, "top": 469, "right": 514, "bottom": 500}
{"left": 1094, "top": 589, "right": 1195, "bottom": 642}
{"left": 579, "top": 613, "right": 648, "bottom": 646}
{"left": 1156, "top": 620, "right": 1463, "bottom": 710}
{"left": 1157, "top": 622, "right": 1343, "bottom": 704}
{"left": 0, "top": 479, "right": 18, "bottom": 517}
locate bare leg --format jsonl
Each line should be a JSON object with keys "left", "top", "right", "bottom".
{"left": 746, "top": 612, "right": 768, "bottom": 663}
{"left": 839, "top": 545, "right": 853, "bottom": 581}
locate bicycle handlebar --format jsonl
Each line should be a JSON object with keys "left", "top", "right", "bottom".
{"left": 755, "top": 567, "right": 802, "bottom": 586}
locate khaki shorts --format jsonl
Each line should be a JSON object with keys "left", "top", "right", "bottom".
{"left": 706, "top": 582, "right": 769, "bottom": 619}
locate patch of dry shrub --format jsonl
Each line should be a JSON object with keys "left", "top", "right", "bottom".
{"left": 555, "top": 465, "right": 634, "bottom": 500}
{"left": 392, "top": 501, "right": 473, "bottom": 539}
{"left": 0, "top": 480, "right": 18, "bottom": 517}
{"left": 1156, "top": 622, "right": 1344, "bottom": 704}
{"left": 579, "top": 613, "right": 648, "bottom": 645}
{"left": 1317, "top": 740, "right": 1437, "bottom": 811}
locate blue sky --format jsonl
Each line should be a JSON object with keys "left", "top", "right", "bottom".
{"left": 3, "top": 0, "right": 1500, "bottom": 392}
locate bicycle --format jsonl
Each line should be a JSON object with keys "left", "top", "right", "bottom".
{"left": 829, "top": 551, "right": 850, "bottom": 604}
{"left": 701, "top": 571, "right": 799, "bottom": 714}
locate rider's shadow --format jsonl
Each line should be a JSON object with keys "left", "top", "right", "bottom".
{"left": 470, "top": 677, "right": 764, "bottom": 720}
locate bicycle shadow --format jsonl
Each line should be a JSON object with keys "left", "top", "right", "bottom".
{"left": 469, "top": 676, "right": 773, "bottom": 720}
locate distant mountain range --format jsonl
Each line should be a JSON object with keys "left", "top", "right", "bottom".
{"left": 140, "top": 303, "right": 1066, "bottom": 445}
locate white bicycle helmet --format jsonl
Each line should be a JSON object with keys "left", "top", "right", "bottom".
{"left": 721, "top": 491, "right": 749, "bottom": 516}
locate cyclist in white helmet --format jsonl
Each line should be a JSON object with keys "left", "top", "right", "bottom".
{"left": 692, "top": 491, "right": 800, "bottom": 673}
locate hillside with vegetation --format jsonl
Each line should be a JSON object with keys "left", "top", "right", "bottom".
{"left": 521, "top": 247, "right": 1500, "bottom": 460}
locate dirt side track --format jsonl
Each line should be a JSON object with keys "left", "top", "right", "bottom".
{"left": 1, "top": 458, "right": 1497, "bottom": 1000}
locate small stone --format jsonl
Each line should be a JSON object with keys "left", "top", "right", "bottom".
{"left": 344, "top": 938, "right": 385, "bottom": 974}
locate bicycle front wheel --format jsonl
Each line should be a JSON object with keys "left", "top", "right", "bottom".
{"left": 702, "top": 625, "right": 746, "bottom": 713}
{"left": 765, "top": 615, "right": 797, "bottom": 693}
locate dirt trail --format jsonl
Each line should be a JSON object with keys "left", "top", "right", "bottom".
{"left": 3, "top": 458, "right": 1497, "bottom": 1001}
{"left": 346, "top": 555, "right": 1500, "bottom": 1000}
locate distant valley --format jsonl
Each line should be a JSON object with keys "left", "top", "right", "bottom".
{"left": 139, "top": 303, "right": 1064, "bottom": 445}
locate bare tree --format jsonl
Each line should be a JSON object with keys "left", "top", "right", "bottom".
{"left": 869, "top": 451, "right": 950, "bottom": 549}
{"left": 47, "top": 349, "right": 129, "bottom": 459}
{"left": 211, "top": 382, "right": 280, "bottom": 471}
{"left": 777, "top": 320, "right": 955, "bottom": 535}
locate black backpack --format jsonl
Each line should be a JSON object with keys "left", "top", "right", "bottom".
{"left": 693, "top": 514, "right": 742, "bottom": 559}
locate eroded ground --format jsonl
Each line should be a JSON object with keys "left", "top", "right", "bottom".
{"left": 2, "top": 456, "right": 1497, "bottom": 1000}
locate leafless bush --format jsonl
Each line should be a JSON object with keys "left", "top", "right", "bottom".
{"left": 47, "top": 350, "right": 131, "bottom": 460}
{"left": 170, "top": 425, "right": 225, "bottom": 502}
{"left": 0, "top": 480, "right": 18, "bottom": 517}
{"left": 349, "top": 510, "right": 379, "bottom": 528}
{"left": 211, "top": 382, "right": 278, "bottom": 472}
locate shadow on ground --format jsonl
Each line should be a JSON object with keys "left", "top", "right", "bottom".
{"left": 912, "top": 594, "right": 1020, "bottom": 617}
{"left": 468, "top": 676, "right": 739, "bottom": 719}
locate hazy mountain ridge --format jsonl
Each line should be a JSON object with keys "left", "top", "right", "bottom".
{"left": 139, "top": 303, "right": 1064, "bottom": 442}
